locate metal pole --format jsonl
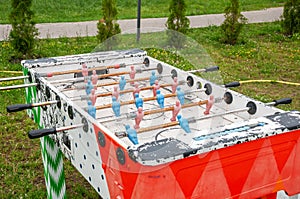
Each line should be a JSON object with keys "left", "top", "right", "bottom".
{"left": 137, "top": 0, "right": 141, "bottom": 42}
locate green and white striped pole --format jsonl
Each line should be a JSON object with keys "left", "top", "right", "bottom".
{"left": 23, "top": 68, "right": 67, "bottom": 199}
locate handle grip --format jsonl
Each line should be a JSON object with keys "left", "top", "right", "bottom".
{"left": 7, "top": 104, "right": 33, "bottom": 112}
{"left": 205, "top": 66, "right": 219, "bottom": 72}
{"left": 28, "top": 128, "right": 57, "bottom": 139}
{"left": 273, "top": 98, "right": 292, "bottom": 106}
{"left": 224, "top": 81, "right": 241, "bottom": 88}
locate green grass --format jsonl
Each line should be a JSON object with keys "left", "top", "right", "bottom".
{"left": 0, "top": 37, "right": 99, "bottom": 198}
{"left": 0, "top": 22, "right": 299, "bottom": 197}
{"left": 0, "top": 0, "right": 285, "bottom": 24}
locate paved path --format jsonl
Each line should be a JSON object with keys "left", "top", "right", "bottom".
{"left": 0, "top": 7, "right": 283, "bottom": 41}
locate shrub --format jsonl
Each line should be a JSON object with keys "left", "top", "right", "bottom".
{"left": 281, "top": 0, "right": 300, "bottom": 36}
{"left": 97, "top": 0, "right": 121, "bottom": 50}
{"left": 166, "top": 0, "right": 190, "bottom": 49}
{"left": 220, "top": 0, "right": 247, "bottom": 45}
{"left": 9, "top": 0, "right": 39, "bottom": 59}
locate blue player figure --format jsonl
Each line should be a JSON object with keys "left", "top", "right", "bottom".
{"left": 85, "top": 80, "right": 93, "bottom": 95}
{"left": 119, "top": 76, "right": 126, "bottom": 91}
{"left": 149, "top": 71, "right": 157, "bottom": 86}
{"left": 125, "top": 125, "right": 138, "bottom": 145}
{"left": 177, "top": 115, "right": 191, "bottom": 133}
{"left": 112, "top": 96, "right": 121, "bottom": 117}
{"left": 135, "top": 93, "right": 143, "bottom": 108}
{"left": 156, "top": 90, "right": 164, "bottom": 108}
{"left": 87, "top": 100, "right": 96, "bottom": 119}
{"left": 176, "top": 87, "right": 185, "bottom": 105}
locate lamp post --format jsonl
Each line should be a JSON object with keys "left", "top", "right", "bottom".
{"left": 137, "top": 0, "right": 141, "bottom": 42}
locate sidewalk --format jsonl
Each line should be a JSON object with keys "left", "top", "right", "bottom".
{"left": 0, "top": 7, "right": 283, "bottom": 41}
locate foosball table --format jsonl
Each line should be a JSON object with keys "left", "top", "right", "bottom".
{"left": 1, "top": 48, "right": 300, "bottom": 199}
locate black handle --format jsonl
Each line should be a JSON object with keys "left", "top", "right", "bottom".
{"left": 224, "top": 81, "right": 241, "bottom": 88}
{"left": 28, "top": 128, "right": 57, "bottom": 139}
{"left": 205, "top": 66, "right": 219, "bottom": 72}
{"left": 273, "top": 98, "right": 292, "bottom": 106}
{"left": 7, "top": 104, "right": 33, "bottom": 112}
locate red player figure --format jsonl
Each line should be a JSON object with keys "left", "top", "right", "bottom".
{"left": 93, "top": 85, "right": 97, "bottom": 91}
{"left": 134, "top": 107, "right": 144, "bottom": 129}
{"left": 171, "top": 100, "right": 181, "bottom": 121}
{"left": 112, "top": 86, "right": 119, "bottom": 100}
{"left": 153, "top": 80, "right": 160, "bottom": 96}
{"left": 171, "top": 77, "right": 178, "bottom": 94}
{"left": 90, "top": 89, "right": 97, "bottom": 105}
{"left": 91, "top": 70, "right": 98, "bottom": 85}
{"left": 133, "top": 82, "right": 141, "bottom": 98}
{"left": 82, "top": 63, "right": 89, "bottom": 82}
{"left": 129, "top": 65, "right": 136, "bottom": 85}
{"left": 204, "top": 95, "right": 214, "bottom": 115}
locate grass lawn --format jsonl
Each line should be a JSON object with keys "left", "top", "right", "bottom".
{"left": 0, "top": 0, "right": 285, "bottom": 24}
{"left": 0, "top": 21, "right": 299, "bottom": 197}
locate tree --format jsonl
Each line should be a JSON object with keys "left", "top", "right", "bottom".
{"left": 166, "top": 0, "right": 190, "bottom": 49}
{"left": 97, "top": 0, "right": 121, "bottom": 50}
{"left": 220, "top": 0, "right": 247, "bottom": 45}
{"left": 281, "top": 0, "right": 300, "bottom": 36}
{"left": 9, "top": 0, "right": 39, "bottom": 59}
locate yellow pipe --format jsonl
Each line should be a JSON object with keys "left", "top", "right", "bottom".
{"left": 239, "top": 80, "right": 300, "bottom": 86}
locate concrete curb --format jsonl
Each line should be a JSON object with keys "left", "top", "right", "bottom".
{"left": 0, "top": 7, "right": 283, "bottom": 41}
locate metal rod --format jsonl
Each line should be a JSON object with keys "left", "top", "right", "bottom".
{"left": 42, "top": 62, "right": 144, "bottom": 78}
{"left": 135, "top": 107, "right": 249, "bottom": 134}
{"left": 7, "top": 100, "right": 58, "bottom": 112}
{"left": 187, "top": 69, "right": 206, "bottom": 73}
{"left": 144, "top": 100, "right": 208, "bottom": 116}
{"left": 137, "top": 121, "right": 179, "bottom": 134}
{"left": 96, "top": 82, "right": 174, "bottom": 98}
{"left": 0, "top": 83, "right": 38, "bottom": 91}
{"left": 98, "top": 99, "right": 209, "bottom": 123}
{"left": 50, "top": 77, "right": 84, "bottom": 84}
{"left": 187, "top": 66, "right": 219, "bottom": 73}
{"left": 96, "top": 93, "right": 176, "bottom": 110}
{"left": 96, "top": 77, "right": 149, "bottom": 88}
{"left": 0, "top": 76, "right": 28, "bottom": 82}
{"left": 50, "top": 71, "right": 131, "bottom": 86}
{"left": 193, "top": 107, "right": 250, "bottom": 122}
{"left": 31, "top": 100, "right": 57, "bottom": 107}
{"left": 56, "top": 124, "right": 84, "bottom": 133}
{"left": 28, "top": 124, "right": 84, "bottom": 139}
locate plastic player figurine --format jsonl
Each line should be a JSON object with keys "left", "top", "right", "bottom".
{"left": 112, "top": 86, "right": 120, "bottom": 100}
{"left": 90, "top": 89, "right": 97, "bottom": 105}
{"left": 93, "top": 85, "right": 97, "bottom": 91}
{"left": 87, "top": 100, "right": 96, "bottom": 119}
{"left": 149, "top": 71, "right": 157, "bottom": 86}
{"left": 204, "top": 95, "right": 214, "bottom": 115}
{"left": 85, "top": 80, "right": 93, "bottom": 95}
{"left": 153, "top": 80, "right": 160, "bottom": 97}
{"left": 171, "top": 100, "right": 181, "bottom": 122}
{"left": 91, "top": 70, "right": 98, "bottom": 85}
{"left": 133, "top": 82, "right": 141, "bottom": 98}
{"left": 82, "top": 63, "right": 89, "bottom": 82}
{"left": 135, "top": 93, "right": 143, "bottom": 108}
{"left": 171, "top": 77, "right": 178, "bottom": 94}
{"left": 112, "top": 96, "right": 121, "bottom": 117}
{"left": 156, "top": 90, "right": 164, "bottom": 108}
{"left": 176, "top": 87, "right": 185, "bottom": 105}
{"left": 177, "top": 115, "right": 191, "bottom": 133}
{"left": 125, "top": 125, "right": 138, "bottom": 145}
{"left": 119, "top": 76, "right": 126, "bottom": 91}
{"left": 134, "top": 107, "right": 144, "bottom": 129}
{"left": 129, "top": 65, "right": 136, "bottom": 85}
